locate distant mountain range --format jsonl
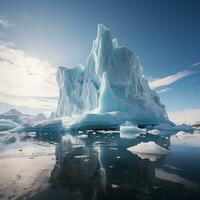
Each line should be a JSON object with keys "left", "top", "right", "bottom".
{"left": 0, "top": 108, "right": 47, "bottom": 124}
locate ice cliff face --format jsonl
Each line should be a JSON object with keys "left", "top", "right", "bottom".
{"left": 56, "top": 24, "right": 169, "bottom": 125}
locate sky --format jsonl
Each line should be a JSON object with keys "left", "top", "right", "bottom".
{"left": 0, "top": 0, "right": 199, "bottom": 123}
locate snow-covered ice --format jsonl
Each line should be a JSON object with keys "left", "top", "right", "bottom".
{"left": 120, "top": 121, "right": 146, "bottom": 133}
{"left": 148, "top": 129, "right": 161, "bottom": 135}
{"left": 56, "top": 24, "right": 170, "bottom": 129}
{"left": 120, "top": 131, "right": 141, "bottom": 139}
{"left": 12, "top": 119, "right": 63, "bottom": 133}
{"left": 127, "top": 141, "right": 169, "bottom": 155}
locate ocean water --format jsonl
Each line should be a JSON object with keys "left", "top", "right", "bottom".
{"left": 0, "top": 129, "right": 200, "bottom": 200}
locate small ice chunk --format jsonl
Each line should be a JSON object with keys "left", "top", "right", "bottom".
{"left": 74, "top": 155, "right": 88, "bottom": 159}
{"left": 148, "top": 129, "right": 160, "bottom": 135}
{"left": 120, "top": 131, "right": 140, "bottom": 139}
{"left": 109, "top": 147, "right": 118, "bottom": 150}
{"left": 77, "top": 134, "right": 88, "bottom": 139}
{"left": 123, "top": 121, "right": 135, "bottom": 126}
{"left": 127, "top": 141, "right": 169, "bottom": 155}
{"left": 116, "top": 156, "right": 121, "bottom": 159}
{"left": 120, "top": 123, "right": 146, "bottom": 133}
{"left": 111, "top": 184, "right": 120, "bottom": 189}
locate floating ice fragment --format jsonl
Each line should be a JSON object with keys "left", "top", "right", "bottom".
{"left": 127, "top": 141, "right": 169, "bottom": 155}
{"left": 120, "top": 124, "right": 146, "bottom": 133}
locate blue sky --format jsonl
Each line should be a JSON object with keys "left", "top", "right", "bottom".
{"left": 0, "top": 0, "right": 200, "bottom": 122}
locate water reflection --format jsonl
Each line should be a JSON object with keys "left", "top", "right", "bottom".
{"left": 1, "top": 129, "right": 200, "bottom": 199}
{"left": 45, "top": 130, "right": 200, "bottom": 200}
{"left": 43, "top": 133, "right": 160, "bottom": 199}
{"left": 50, "top": 135, "right": 105, "bottom": 199}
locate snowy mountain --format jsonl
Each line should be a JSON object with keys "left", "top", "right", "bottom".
{"left": 56, "top": 24, "right": 169, "bottom": 127}
{"left": 0, "top": 109, "right": 47, "bottom": 125}
{"left": 33, "top": 113, "right": 47, "bottom": 122}
{"left": 0, "top": 108, "right": 25, "bottom": 124}
{"left": 3, "top": 108, "right": 24, "bottom": 116}
{"left": 0, "top": 109, "right": 53, "bottom": 132}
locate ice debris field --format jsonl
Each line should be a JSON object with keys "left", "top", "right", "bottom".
{"left": 0, "top": 24, "right": 195, "bottom": 135}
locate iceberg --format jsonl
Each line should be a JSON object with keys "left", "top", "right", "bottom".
{"left": 68, "top": 112, "right": 122, "bottom": 130}
{"left": 148, "top": 129, "right": 161, "bottom": 135}
{"left": 56, "top": 24, "right": 170, "bottom": 129}
{"left": 127, "top": 141, "right": 169, "bottom": 156}
{"left": 12, "top": 119, "right": 63, "bottom": 133}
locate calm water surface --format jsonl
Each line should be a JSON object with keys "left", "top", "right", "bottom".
{"left": 0, "top": 129, "right": 200, "bottom": 200}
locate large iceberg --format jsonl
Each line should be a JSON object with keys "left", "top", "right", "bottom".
{"left": 56, "top": 24, "right": 170, "bottom": 129}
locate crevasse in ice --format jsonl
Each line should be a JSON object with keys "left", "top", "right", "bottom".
{"left": 56, "top": 24, "right": 170, "bottom": 126}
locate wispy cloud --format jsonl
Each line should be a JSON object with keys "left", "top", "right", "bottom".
{"left": 190, "top": 62, "right": 200, "bottom": 67}
{"left": 0, "top": 16, "right": 14, "bottom": 28}
{"left": 157, "top": 88, "right": 171, "bottom": 94}
{"left": 0, "top": 92, "right": 57, "bottom": 110}
{"left": 149, "top": 70, "right": 195, "bottom": 89}
{"left": 168, "top": 108, "right": 200, "bottom": 124}
{"left": 0, "top": 40, "right": 15, "bottom": 47}
{"left": 0, "top": 44, "right": 58, "bottom": 110}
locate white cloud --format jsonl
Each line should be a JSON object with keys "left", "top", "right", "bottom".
{"left": 0, "top": 92, "right": 57, "bottom": 110}
{"left": 190, "top": 62, "right": 200, "bottom": 67}
{"left": 149, "top": 70, "right": 194, "bottom": 89}
{"left": 168, "top": 108, "right": 200, "bottom": 124}
{"left": 0, "top": 17, "right": 14, "bottom": 28}
{"left": 157, "top": 88, "right": 171, "bottom": 94}
{"left": 0, "top": 44, "right": 58, "bottom": 111}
